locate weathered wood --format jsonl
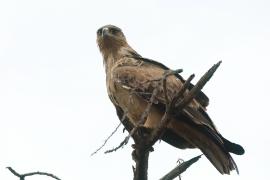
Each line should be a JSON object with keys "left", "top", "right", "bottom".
{"left": 160, "top": 155, "right": 202, "bottom": 180}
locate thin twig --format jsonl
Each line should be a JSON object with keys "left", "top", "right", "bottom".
{"left": 104, "top": 135, "right": 130, "bottom": 153}
{"left": 105, "top": 88, "right": 158, "bottom": 153}
{"left": 7, "top": 167, "right": 61, "bottom": 180}
{"left": 162, "top": 72, "right": 170, "bottom": 106}
{"left": 91, "top": 111, "right": 128, "bottom": 155}
{"left": 91, "top": 122, "right": 122, "bottom": 156}
{"left": 171, "top": 74, "right": 195, "bottom": 106}
{"left": 138, "top": 88, "right": 159, "bottom": 125}
{"left": 142, "top": 69, "right": 182, "bottom": 85}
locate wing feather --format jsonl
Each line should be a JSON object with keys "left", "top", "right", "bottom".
{"left": 112, "top": 63, "right": 218, "bottom": 133}
{"left": 129, "top": 54, "right": 209, "bottom": 107}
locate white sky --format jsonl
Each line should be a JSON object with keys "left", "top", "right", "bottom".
{"left": 1, "top": 0, "right": 270, "bottom": 179}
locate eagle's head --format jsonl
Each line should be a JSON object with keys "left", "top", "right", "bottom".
{"left": 96, "top": 25, "right": 127, "bottom": 53}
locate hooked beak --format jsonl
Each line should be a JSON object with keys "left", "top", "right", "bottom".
{"left": 102, "top": 27, "right": 109, "bottom": 37}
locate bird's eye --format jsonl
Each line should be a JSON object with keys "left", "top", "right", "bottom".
{"left": 110, "top": 28, "right": 118, "bottom": 34}
{"left": 97, "top": 28, "right": 102, "bottom": 36}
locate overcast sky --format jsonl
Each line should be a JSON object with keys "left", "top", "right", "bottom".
{"left": 1, "top": 0, "right": 270, "bottom": 180}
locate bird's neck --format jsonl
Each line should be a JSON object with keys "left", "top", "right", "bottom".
{"left": 102, "top": 45, "right": 138, "bottom": 73}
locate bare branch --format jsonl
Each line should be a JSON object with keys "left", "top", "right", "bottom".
{"left": 171, "top": 74, "right": 195, "bottom": 106}
{"left": 7, "top": 167, "right": 61, "bottom": 180}
{"left": 159, "top": 155, "right": 202, "bottom": 180}
{"left": 91, "top": 122, "right": 122, "bottom": 156}
{"left": 7, "top": 167, "right": 21, "bottom": 178}
{"left": 138, "top": 88, "right": 159, "bottom": 126}
{"left": 142, "top": 69, "right": 183, "bottom": 85}
{"left": 23, "top": 172, "right": 61, "bottom": 180}
{"left": 133, "top": 150, "right": 150, "bottom": 180}
{"left": 91, "top": 111, "right": 128, "bottom": 156}
{"left": 105, "top": 88, "right": 158, "bottom": 154}
{"left": 104, "top": 135, "right": 130, "bottom": 154}
{"left": 162, "top": 73, "right": 170, "bottom": 106}
{"left": 176, "top": 61, "right": 221, "bottom": 108}
{"left": 162, "top": 69, "right": 183, "bottom": 106}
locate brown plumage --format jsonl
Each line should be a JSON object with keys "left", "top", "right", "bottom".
{"left": 96, "top": 24, "right": 244, "bottom": 174}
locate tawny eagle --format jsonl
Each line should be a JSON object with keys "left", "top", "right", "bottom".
{"left": 96, "top": 24, "right": 244, "bottom": 174}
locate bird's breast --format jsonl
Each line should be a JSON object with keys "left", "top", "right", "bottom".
{"left": 106, "top": 79, "right": 145, "bottom": 124}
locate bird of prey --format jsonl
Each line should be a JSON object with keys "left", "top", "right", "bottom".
{"left": 96, "top": 24, "right": 244, "bottom": 174}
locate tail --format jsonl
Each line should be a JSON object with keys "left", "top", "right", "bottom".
{"left": 198, "top": 140, "right": 239, "bottom": 174}
{"left": 222, "top": 137, "right": 245, "bottom": 155}
{"left": 169, "top": 120, "right": 241, "bottom": 174}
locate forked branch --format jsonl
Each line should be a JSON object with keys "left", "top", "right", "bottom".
{"left": 7, "top": 167, "right": 61, "bottom": 180}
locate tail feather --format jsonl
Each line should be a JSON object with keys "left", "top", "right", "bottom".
{"left": 169, "top": 120, "right": 239, "bottom": 174}
{"left": 198, "top": 142, "right": 239, "bottom": 174}
{"left": 222, "top": 137, "right": 245, "bottom": 155}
